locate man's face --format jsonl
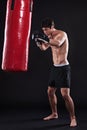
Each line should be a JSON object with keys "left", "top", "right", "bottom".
{"left": 42, "top": 27, "right": 52, "bottom": 36}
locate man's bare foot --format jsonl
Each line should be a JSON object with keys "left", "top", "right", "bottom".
{"left": 70, "top": 118, "right": 77, "bottom": 127}
{"left": 43, "top": 113, "right": 58, "bottom": 120}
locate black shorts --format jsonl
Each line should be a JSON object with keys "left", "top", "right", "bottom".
{"left": 48, "top": 64, "right": 71, "bottom": 88}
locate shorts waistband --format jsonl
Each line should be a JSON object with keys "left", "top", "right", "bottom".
{"left": 54, "top": 63, "right": 69, "bottom": 67}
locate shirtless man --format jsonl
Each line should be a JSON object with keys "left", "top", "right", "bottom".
{"left": 33, "top": 18, "right": 77, "bottom": 127}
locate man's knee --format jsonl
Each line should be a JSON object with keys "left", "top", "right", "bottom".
{"left": 61, "top": 88, "right": 70, "bottom": 100}
{"left": 47, "top": 87, "right": 56, "bottom": 97}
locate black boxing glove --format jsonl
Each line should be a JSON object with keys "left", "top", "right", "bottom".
{"left": 37, "top": 34, "right": 49, "bottom": 43}
{"left": 32, "top": 31, "right": 49, "bottom": 44}
{"left": 32, "top": 31, "right": 40, "bottom": 43}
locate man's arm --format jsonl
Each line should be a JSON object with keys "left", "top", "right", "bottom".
{"left": 36, "top": 42, "right": 50, "bottom": 51}
{"left": 49, "top": 32, "right": 67, "bottom": 47}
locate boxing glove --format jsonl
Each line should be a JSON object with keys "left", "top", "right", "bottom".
{"left": 32, "top": 31, "right": 49, "bottom": 43}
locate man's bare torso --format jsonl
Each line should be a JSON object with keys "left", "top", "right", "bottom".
{"left": 50, "top": 30, "right": 69, "bottom": 65}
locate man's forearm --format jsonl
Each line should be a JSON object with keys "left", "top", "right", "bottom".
{"left": 49, "top": 39, "right": 60, "bottom": 47}
{"left": 37, "top": 43, "right": 49, "bottom": 51}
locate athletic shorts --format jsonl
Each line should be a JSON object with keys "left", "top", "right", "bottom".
{"left": 48, "top": 64, "right": 71, "bottom": 88}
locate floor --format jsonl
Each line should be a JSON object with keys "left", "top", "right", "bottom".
{"left": 0, "top": 106, "right": 86, "bottom": 130}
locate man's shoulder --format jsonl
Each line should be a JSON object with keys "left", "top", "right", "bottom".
{"left": 53, "top": 29, "right": 67, "bottom": 37}
{"left": 57, "top": 29, "right": 67, "bottom": 34}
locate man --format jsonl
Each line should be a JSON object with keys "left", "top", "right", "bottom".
{"left": 33, "top": 18, "right": 77, "bottom": 127}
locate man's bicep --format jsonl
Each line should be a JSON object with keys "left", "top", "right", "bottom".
{"left": 56, "top": 32, "right": 67, "bottom": 46}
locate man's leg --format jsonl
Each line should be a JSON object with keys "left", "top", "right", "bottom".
{"left": 60, "top": 88, "right": 77, "bottom": 127}
{"left": 43, "top": 86, "right": 58, "bottom": 120}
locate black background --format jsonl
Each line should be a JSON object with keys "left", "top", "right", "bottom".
{"left": 0, "top": 0, "right": 87, "bottom": 110}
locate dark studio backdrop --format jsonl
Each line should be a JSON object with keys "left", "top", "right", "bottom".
{"left": 0, "top": 0, "right": 87, "bottom": 110}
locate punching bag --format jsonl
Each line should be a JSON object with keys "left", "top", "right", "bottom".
{"left": 1, "top": 0, "right": 33, "bottom": 71}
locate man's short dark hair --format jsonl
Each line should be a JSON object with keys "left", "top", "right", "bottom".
{"left": 41, "top": 18, "right": 55, "bottom": 28}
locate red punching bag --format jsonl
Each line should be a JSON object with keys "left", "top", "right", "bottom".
{"left": 1, "top": 0, "right": 33, "bottom": 71}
